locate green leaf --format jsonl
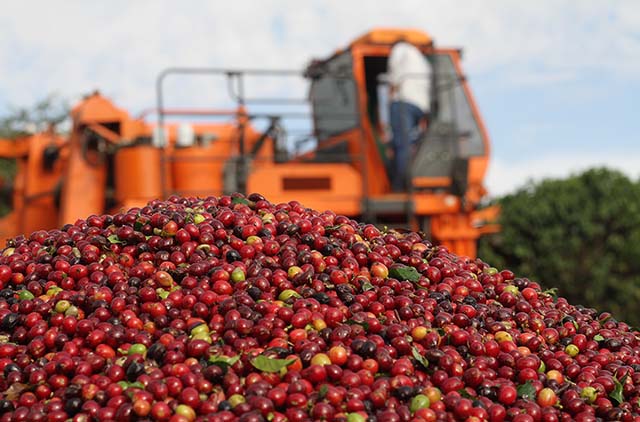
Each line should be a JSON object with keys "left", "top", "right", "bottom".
{"left": 600, "top": 315, "right": 613, "bottom": 325}
{"left": 517, "top": 381, "right": 536, "bottom": 400}
{"left": 593, "top": 334, "right": 605, "bottom": 341}
{"left": 17, "top": 290, "right": 35, "bottom": 301}
{"left": 324, "top": 225, "right": 343, "bottom": 231}
{"left": 208, "top": 354, "right": 241, "bottom": 370}
{"left": 232, "top": 197, "right": 251, "bottom": 206}
{"left": 250, "top": 355, "right": 296, "bottom": 373}
{"left": 127, "top": 381, "right": 145, "bottom": 390}
{"left": 389, "top": 265, "right": 420, "bottom": 282}
{"left": 411, "top": 346, "right": 429, "bottom": 369}
{"left": 107, "top": 234, "right": 124, "bottom": 244}
{"left": 318, "top": 384, "right": 329, "bottom": 399}
{"left": 457, "top": 389, "right": 474, "bottom": 399}
{"left": 610, "top": 374, "right": 628, "bottom": 405}
{"left": 362, "top": 281, "right": 375, "bottom": 292}
{"left": 117, "top": 380, "right": 145, "bottom": 391}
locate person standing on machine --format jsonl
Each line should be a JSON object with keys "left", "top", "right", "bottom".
{"left": 387, "top": 41, "right": 432, "bottom": 192}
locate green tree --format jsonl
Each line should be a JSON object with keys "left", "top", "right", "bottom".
{"left": 0, "top": 94, "right": 69, "bottom": 139}
{"left": 479, "top": 168, "right": 640, "bottom": 326}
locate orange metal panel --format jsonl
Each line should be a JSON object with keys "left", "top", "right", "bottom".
{"left": 465, "top": 156, "right": 489, "bottom": 205}
{"left": 0, "top": 138, "right": 29, "bottom": 158}
{"left": 21, "top": 134, "right": 64, "bottom": 235}
{"left": 170, "top": 146, "right": 227, "bottom": 198}
{"left": 71, "top": 93, "right": 129, "bottom": 125}
{"left": 120, "top": 118, "right": 149, "bottom": 140}
{"left": 0, "top": 212, "right": 17, "bottom": 244}
{"left": 472, "top": 204, "right": 500, "bottom": 223}
{"left": 476, "top": 224, "right": 501, "bottom": 236}
{"left": 0, "top": 133, "right": 67, "bottom": 240}
{"left": 168, "top": 122, "right": 249, "bottom": 198}
{"left": 430, "top": 213, "right": 479, "bottom": 259}
{"left": 413, "top": 177, "right": 452, "bottom": 188}
{"left": 471, "top": 204, "right": 501, "bottom": 235}
{"left": 59, "top": 131, "right": 106, "bottom": 226}
{"left": 247, "top": 163, "right": 362, "bottom": 215}
{"left": 10, "top": 159, "right": 26, "bottom": 235}
{"left": 350, "top": 28, "right": 432, "bottom": 48}
{"left": 114, "top": 146, "right": 163, "bottom": 204}
{"left": 413, "top": 192, "right": 461, "bottom": 215}
{"left": 86, "top": 123, "right": 121, "bottom": 144}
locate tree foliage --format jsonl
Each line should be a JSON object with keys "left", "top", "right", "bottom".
{"left": 479, "top": 168, "right": 640, "bottom": 326}
{"left": 0, "top": 94, "right": 69, "bottom": 139}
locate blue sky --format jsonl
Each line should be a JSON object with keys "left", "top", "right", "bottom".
{"left": 1, "top": 1, "right": 638, "bottom": 196}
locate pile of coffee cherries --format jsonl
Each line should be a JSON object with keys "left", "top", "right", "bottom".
{"left": 0, "top": 194, "right": 639, "bottom": 422}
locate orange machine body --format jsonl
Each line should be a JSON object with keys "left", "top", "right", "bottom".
{"left": 0, "top": 132, "right": 66, "bottom": 238}
{"left": 0, "top": 28, "right": 498, "bottom": 258}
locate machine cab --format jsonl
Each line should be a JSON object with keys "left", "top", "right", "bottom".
{"left": 306, "top": 28, "right": 490, "bottom": 205}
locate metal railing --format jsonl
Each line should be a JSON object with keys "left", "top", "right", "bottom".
{"left": 154, "top": 67, "right": 365, "bottom": 204}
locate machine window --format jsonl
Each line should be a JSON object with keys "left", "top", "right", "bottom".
{"left": 309, "top": 53, "right": 359, "bottom": 141}
{"left": 431, "top": 54, "right": 485, "bottom": 157}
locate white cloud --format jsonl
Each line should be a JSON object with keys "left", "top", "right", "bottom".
{"left": 1, "top": 1, "right": 639, "bottom": 111}
{"left": 486, "top": 152, "right": 640, "bottom": 197}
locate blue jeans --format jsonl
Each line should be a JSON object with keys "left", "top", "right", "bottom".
{"left": 390, "top": 101, "right": 424, "bottom": 191}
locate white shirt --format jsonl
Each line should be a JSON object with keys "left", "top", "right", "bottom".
{"left": 388, "top": 42, "right": 431, "bottom": 113}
